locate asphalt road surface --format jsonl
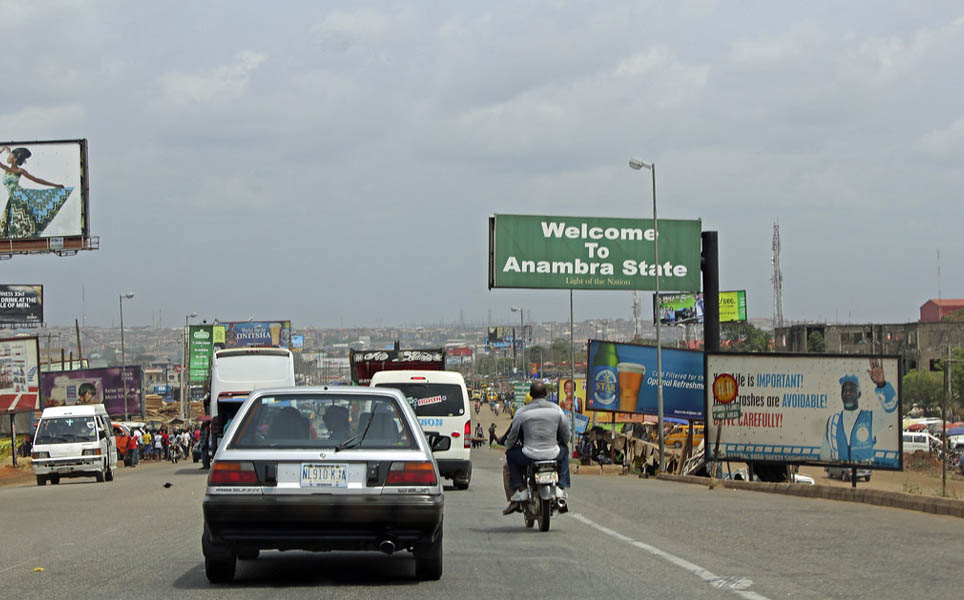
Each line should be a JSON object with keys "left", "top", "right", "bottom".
{"left": 3, "top": 449, "right": 962, "bottom": 599}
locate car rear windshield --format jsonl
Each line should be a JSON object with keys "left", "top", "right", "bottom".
{"left": 228, "top": 394, "right": 417, "bottom": 450}
{"left": 374, "top": 383, "right": 465, "bottom": 417}
{"left": 35, "top": 416, "right": 98, "bottom": 444}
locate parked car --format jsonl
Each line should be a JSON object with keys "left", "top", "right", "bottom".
{"left": 903, "top": 431, "right": 941, "bottom": 455}
{"left": 665, "top": 423, "right": 704, "bottom": 449}
{"left": 825, "top": 466, "right": 871, "bottom": 481}
{"left": 201, "top": 386, "right": 448, "bottom": 583}
{"left": 112, "top": 423, "right": 131, "bottom": 461}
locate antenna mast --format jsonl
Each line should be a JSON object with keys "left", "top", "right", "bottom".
{"left": 771, "top": 222, "right": 784, "bottom": 330}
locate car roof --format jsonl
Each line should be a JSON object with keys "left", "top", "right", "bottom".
{"left": 41, "top": 404, "right": 107, "bottom": 417}
{"left": 369, "top": 370, "right": 466, "bottom": 385}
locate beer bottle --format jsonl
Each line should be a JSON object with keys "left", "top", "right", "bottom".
{"left": 591, "top": 342, "right": 619, "bottom": 410}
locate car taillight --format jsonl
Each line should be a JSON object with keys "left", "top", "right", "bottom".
{"left": 82, "top": 448, "right": 102, "bottom": 456}
{"left": 31, "top": 451, "right": 49, "bottom": 459}
{"left": 208, "top": 461, "right": 259, "bottom": 485}
{"left": 464, "top": 420, "right": 471, "bottom": 448}
{"left": 385, "top": 461, "right": 437, "bottom": 485}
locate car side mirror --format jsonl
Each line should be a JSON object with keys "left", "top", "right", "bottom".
{"left": 430, "top": 435, "right": 451, "bottom": 453}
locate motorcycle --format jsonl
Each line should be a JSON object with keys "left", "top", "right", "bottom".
{"left": 521, "top": 460, "right": 563, "bottom": 532}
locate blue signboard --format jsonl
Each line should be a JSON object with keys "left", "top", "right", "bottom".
{"left": 586, "top": 339, "right": 704, "bottom": 420}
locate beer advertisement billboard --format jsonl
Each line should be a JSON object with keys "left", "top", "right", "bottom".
{"left": 654, "top": 290, "right": 747, "bottom": 325}
{"left": 0, "top": 336, "right": 41, "bottom": 413}
{"left": 0, "top": 139, "right": 90, "bottom": 253}
{"left": 213, "top": 320, "right": 291, "bottom": 349}
{"left": 0, "top": 284, "right": 43, "bottom": 328}
{"left": 41, "top": 366, "right": 143, "bottom": 418}
{"left": 704, "top": 353, "right": 902, "bottom": 470}
{"left": 586, "top": 339, "right": 704, "bottom": 420}
{"left": 489, "top": 214, "right": 702, "bottom": 291}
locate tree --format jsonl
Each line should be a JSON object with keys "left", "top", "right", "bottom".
{"left": 902, "top": 369, "right": 943, "bottom": 416}
{"left": 807, "top": 331, "right": 826, "bottom": 353}
{"left": 720, "top": 322, "right": 771, "bottom": 352}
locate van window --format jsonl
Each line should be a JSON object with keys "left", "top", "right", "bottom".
{"left": 36, "top": 416, "right": 98, "bottom": 444}
{"left": 376, "top": 383, "right": 466, "bottom": 417}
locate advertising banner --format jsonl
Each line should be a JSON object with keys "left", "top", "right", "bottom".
{"left": 486, "top": 326, "right": 522, "bottom": 352}
{"left": 291, "top": 334, "right": 304, "bottom": 351}
{"left": 586, "top": 340, "right": 704, "bottom": 420}
{"left": 704, "top": 353, "right": 902, "bottom": 469}
{"left": 654, "top": 290, "right": 747, "bottom": 325}
{"left": 0, "top": 337, "right": 41, "bottom": 413}
{"left": 41, "top": 366, "right": 143, "bottom": 417}
{"left": 188, "top": 325, "right": 214, "bottom": 383}
{"left": 557, "top": 377, "right": 587, "bottom": 413}
{"left": 213, "top": 320, "right": 291, "bottom": 349}
{"left": 0, "top": 285, "right": 43, "bottom": 328}
{"left": 489, "top": 214, "right": 702, "bottom": 291}
{"left": 40, "top": 359, "right": 89, "bottom": 373}
{"left": 0, "top": 140, "right": 89, "bottom": 249}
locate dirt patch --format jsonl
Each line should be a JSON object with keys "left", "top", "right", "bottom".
{"left": 0, "top": 457, "right": 36, "bottom": 488}
{"left": 800, "top": 455, "right": 964, "bottom": 500}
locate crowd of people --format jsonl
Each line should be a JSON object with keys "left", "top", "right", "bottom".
{"left": 118, "top": 425, "right": 205, "bottom": 466}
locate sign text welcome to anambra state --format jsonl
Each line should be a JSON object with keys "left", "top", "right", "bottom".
{"left": 489, "top": 214, "right": 702, "bottom": 291}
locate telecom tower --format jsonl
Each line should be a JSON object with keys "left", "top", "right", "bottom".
{"left": 771, "top": 222, "right": 784, "bottom": 330}
{"left": 632, "top": 291, "right": 641, "bottom": 339}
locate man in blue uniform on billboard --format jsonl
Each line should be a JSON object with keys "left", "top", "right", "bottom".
{"left": 821, "top": 358, "right": 897, "bottom": 464}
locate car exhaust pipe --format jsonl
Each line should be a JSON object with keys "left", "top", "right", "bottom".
{"left": 379, "top": 540, "right": 396, "bottom": 555}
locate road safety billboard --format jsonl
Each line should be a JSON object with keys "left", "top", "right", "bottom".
{"left": 655, "top": 290, "right": 747, "bottom": 325}
{"left": 0, "top": 139, "right": 91, "bottom": 254}
{"left": 189, "top": 325, "right": 214, "bottom": 383}
{"left": 0, "top": 336, "right": 41, "bottom": 413}
{"left": 489, "top": 214, "right": 702, "bottom": 291}
{"left": 704, "top": 353, "right": 902, "bottom": 470}
{"left": 586, "top": 340, "right": 704, "bottom": 419}
{"left": 41, "top": 365, "right": 143, "bottom": 418}
{"left": 0, "top": 284, "right": 43, "bottom": 328}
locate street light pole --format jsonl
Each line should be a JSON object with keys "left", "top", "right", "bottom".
{"left": 181, "top": 312, "right": 198, "bottom": 420}
{"left": 119, "top": 292, "right": 134, "bottom": 422}
{"left": 630, "top": 158, "right": 664, "bottom": 472}
{"left": 511, "top": 307, "right": 525, "bottom": 379}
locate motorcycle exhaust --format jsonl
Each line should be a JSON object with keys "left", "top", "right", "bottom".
{"left": 379, "top": 540, "right": 396, "bottom": 555}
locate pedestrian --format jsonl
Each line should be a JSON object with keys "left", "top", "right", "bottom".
{"left": 127, "top": 431, "right": 139, "bottom": 466}
{"left": 153, "top": 430, "right": 162, "bottom": 460}
{"left": 488, "top": 422, "right": 498, "bottom": 447}
{"left": 161, "top": 429, "right": 170, "bottom": 461}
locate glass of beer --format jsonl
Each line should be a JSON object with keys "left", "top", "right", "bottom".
{"left": 617, "top": 363, "right": 646, "bottom": 412}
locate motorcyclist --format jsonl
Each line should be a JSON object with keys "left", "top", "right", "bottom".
{"left": 502, "top": 380, "right": 571, "bottom": 515}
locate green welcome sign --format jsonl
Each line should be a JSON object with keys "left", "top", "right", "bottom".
{"left": 489, "top": 214, "right": 702, "bottom": 291}
{"left": 188, "top": 325, "right": 214, "bottom": 383}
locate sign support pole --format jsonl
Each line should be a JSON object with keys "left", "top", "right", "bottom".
{"left": 569, "top": 289, "right": 575, "bottom": 444}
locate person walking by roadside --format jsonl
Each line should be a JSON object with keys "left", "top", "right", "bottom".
{"left": 126, "top": 431, "right": 139, "bottom": 467}
{"left": 153, "top": 430, "right": 162, "bottom": 460}
{"left": 161, "top": 429, "right": 170, "bottom": 461}
{"left": 488, "top": 422, "right": 498, "bottom": 447}
{"left": 141, "top": 430, "right": 152, "bottom": 460}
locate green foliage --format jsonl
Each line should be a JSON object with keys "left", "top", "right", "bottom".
{"left": 902, "top": 369, "right": 943, "bottom": 415}
{"left": 807, "top": 330, "right": 826, "bottom": 353}
{"left": 720, "top": 321, "right": 771, "bottom": 352}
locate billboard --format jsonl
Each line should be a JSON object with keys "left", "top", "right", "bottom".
{"left": 486, "top": 326, "right": 524, "bottom": 352}
{"left": 704, "top": 353, "right": 902, "bottom": 470}
{"left": 213, "top": 320, "right": 291, "bottom": 349}
{"left": 0, "top": 285, "right": 43, "bottom": 328}
{"left": 40, "top": 359, "right": 89, "bottom": 373}
{"left": 291, "top": 334, "right": 304, "bottom": 351}
{"left": 586, "top": 339, "right": 704, "bottom": 420}
{"left": 654, "top": 290, "right": 747, "bottom": 325}
{"left": 188, "top": 325, "right": 214, "bottom": 383}
{"left": 557, "top": 377, "right": 587, "bottom": 413}
{"left": 0, "top": 337, "right": 41, "bottom": 413}
{"left": 489, "top": 214, "right": 702, "bottom": 291}
{"left": 0, "top": 139, "right": 93, "bottom": 255}
{"left": 41, "top": 366, "right": 143, "bottom": 418}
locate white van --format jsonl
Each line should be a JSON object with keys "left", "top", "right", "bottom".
{"left": 32, "top": 404, "right": 118, "bottom": 485}
{"left": 371, "top": 370, "right": 472, "bottom": 489}
{"left": 208, "top": 348, "right": 295, "bottom": 457}
{"left": 903, "top": 431, "right": 940, "bottom": 455}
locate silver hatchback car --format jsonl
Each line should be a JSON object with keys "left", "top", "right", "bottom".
{"left": 201, "top": 386, "right": 447, "bottom": 583}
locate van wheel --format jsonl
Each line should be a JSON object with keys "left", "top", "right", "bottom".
{"left": 105, "top": 466, "right": 114, "bottom": 482}
{"left": 454, "top": 476, "right": 470, "bottom": 490}
{"left": 51, "top": 475, "right": 60, "bottom": 485}
{"left": 36, "top": 475, "right": 46, "bottom": 486}
{"left": 95, "top": 470, "right": 105, "bottom": 483}
{"left": 205, "top": 556, "right": 236, "bottom": 583}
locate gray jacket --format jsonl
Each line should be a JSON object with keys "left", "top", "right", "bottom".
{"left": 504, "top": 398, "right": 571, "bottom": 460}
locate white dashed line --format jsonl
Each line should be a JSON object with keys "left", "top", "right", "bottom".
{"left": 570, "top": 513, "right": 772, "bottom": 600}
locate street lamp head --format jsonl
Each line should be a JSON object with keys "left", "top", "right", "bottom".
{"left": 188, "top": 312, "right": 198, "bottom": 318}
{"left": 629, "top": 158, "right": 652, "bottom": 171}
{"left": 122, "top": 292, "right": 134, "bottom": 300}
{"left": 510, "top": 306, "right": 521, "bottom": 313}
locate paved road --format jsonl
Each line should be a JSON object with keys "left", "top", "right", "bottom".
{"left": 2, "top": 449, "right": 962, "bottom": 599}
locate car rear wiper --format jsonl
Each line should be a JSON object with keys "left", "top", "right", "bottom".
{"left": 334, "top": 411, "right": 376, "bottom": 452}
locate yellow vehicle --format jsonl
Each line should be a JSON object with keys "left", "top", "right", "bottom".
{"left": 665, "top": 423, "right": 704, "bottom": 449}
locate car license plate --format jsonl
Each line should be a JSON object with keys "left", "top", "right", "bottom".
{"left": 535, "top": 471, "right": 558, "bottom": 484}
{"left": 301, "top": 463, "right": 348, "bottom": 488}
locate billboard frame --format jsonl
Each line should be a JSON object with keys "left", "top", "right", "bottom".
{"left": 653, "top": 290, "right": 747, "bottom": 326}
{"left": 0, "top": 138, "right": 99, "bottom": 258}
{"left": 703, "top": 351, "right": 903, "bottom": 471}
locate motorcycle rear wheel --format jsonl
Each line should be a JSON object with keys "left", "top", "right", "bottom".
{"left": 538, "top": 498, "right": 551, "bottom": 531}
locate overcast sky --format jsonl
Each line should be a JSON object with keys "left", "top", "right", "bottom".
{"left": 3, "top": 1, "right": 963, "bottom": 329}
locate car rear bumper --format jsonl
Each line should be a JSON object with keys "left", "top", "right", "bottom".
{"left": 436, "top": 458, "right": 471, "bottom": 480}
{"left": 203, "top": 493, "right": 443, "bottom": 552}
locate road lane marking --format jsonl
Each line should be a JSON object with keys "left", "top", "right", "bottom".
{"left": 570, "top": 513, "right": 772, "bottom": 600}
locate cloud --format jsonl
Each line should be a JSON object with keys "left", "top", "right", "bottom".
{"left": 0, "top": 105, "right": 85, "bottom": 137}
{"left": 311, "top": 9, "right": 394, "bottom": 52}
{"left": 728, "top": 21, "right": 825, "bottom": 67}
{"left": 919, "top": 117, "right": 964, "bottom": 157}
{"left": 0, "top": 0, "right": 83, "bottom": 30}
{"left": 844, "top": 14, "right": 964, "bottom": 85}
{"left": 157, "top": 51, "right": 267, "bottom": 105}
